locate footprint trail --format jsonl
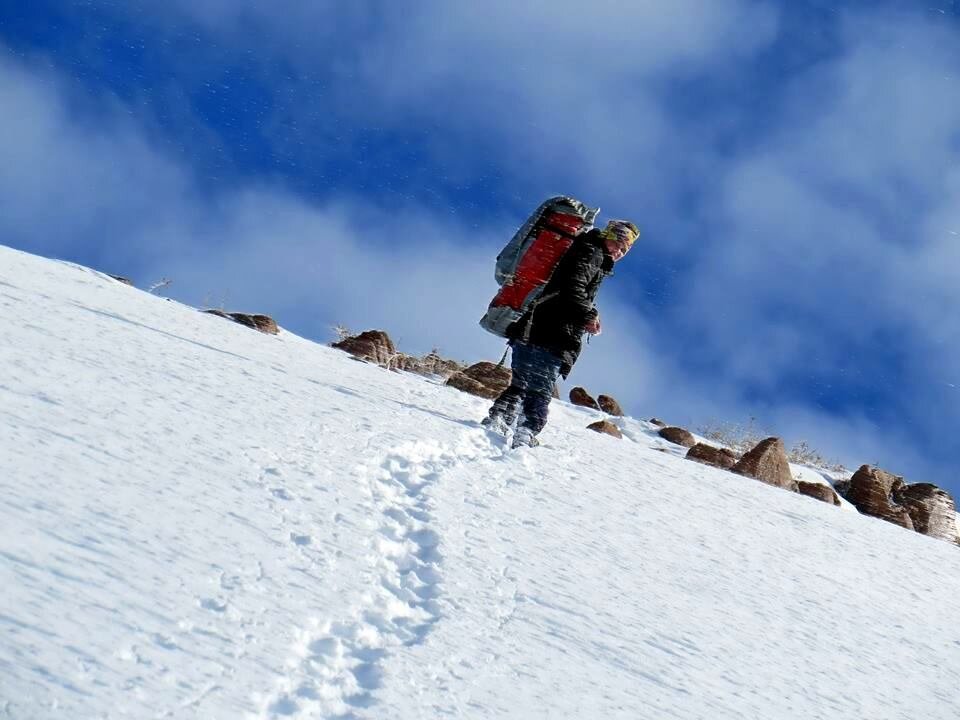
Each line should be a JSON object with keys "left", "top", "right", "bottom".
{"left": 259, "top": 433, "right": 491, "bottom": 718}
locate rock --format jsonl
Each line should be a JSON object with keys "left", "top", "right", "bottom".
{"left": 204, "top": 309, "right": 231, "bottom": 321}
{"left": 597, "top": 394, "right": 623, "bottom": 416}
{"left": 445, "top": 373, "right": 493, "bottom": 398}
{"left": 658, "top": 426, "right": 696, "bottom": 448}
{"left": 445, "top": 362, "right": 511, "bottom": 400}
{"left": 392, "top": 353, "right": 419, "bottom": 373}
{"left": 205, "top": 310, "right": 279, "bottom": 335}
{"left": 892, "top": 483, "right": 959, "bottom": 543}
{"left": 841, "top": 465, "right": 914, "bottom": 531}
{"left": 394, "top": 351, "right": 465, "bottom": 379}
{"left": 649, "top": 418, "right": 667, "bottom": 427}
{"left": 797, "top": 482, "right": 841, "bottom": 506}
{"left": 833, "top": 478, "right": 851, "bottom": 497}
{"left": 109, "top": 275, "right": 133, "bottom": 286}
{"left": 732, "top": 437, "right": 798, "bottom": 492}
{"left": 686, "top": 443, "right": 738, "bottom": 470}
{"left": 569, "top": 387, "right": 600, "bottom": 410}
{"left": 419, "top": 351, "right": 466, "bottom": 379}
{"left": 234, "top": 313, "right": 279, "bottom": 335}
{"left": 331, "top": 330, "right": 396, "bottom": 366}
{"left": 587, "top": 420, "right": 622, "bottom": 439}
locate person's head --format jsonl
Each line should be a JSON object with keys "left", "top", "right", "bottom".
{"left": 601, "top": 220, "right": 640, "bottom": 261}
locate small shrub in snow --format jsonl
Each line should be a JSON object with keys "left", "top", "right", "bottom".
{"left": 147, "top": 278, "right": 173, "bottom": 294}
{"left": 332, "top": 324, "right": 353, "bottom": 342}
{"left": 698, "top": 419, "right": 846, "bottom": 473}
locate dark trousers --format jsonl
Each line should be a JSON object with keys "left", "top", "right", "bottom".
{"left": 488, "top": 341, "right": 563, "bottom": 434}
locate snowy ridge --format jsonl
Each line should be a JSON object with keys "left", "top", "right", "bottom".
{"left": 2, "top": 244, "right": 960, "bottom": 720}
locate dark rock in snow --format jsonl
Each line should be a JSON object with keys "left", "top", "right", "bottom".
{"left": 233, "top": 313, "right": 279, "bottom": 335}
{"left": 658, "top": 426, "right": 696, "bottom": 448}
{"left": 732, "top": 437, "right": 798, "bottom": 492}
{"left": 205, "top": 310, "right": 279, "bottom": 335}
{"left": 445, "top": 362, "right": 511, "bottom": 400}
{"left": 893, "top": 483, "right": 959, "bottom": 543}
{"left": 797, "top": 482, "right": 841, "bottom": 506}
{"left": 686, "top": 443, "right": 738, "bottom": 470}
{"left": 394, "top": 351, "right": 465, "bottom": 379}
{"left": 587, "top": 420, "right": 622, "bottom": 439}
{"left": 840, "top": 465, "right": 914, "bottom": 531}
{"left": 569, "top": 387, "right": 600, "bottom": 410}
{"left": 331, "top": 330, "right": 396, "bottom": 365}
{"left": 597, "top": 394, "right": 624, "bottom": 416}
{"left": 838, "top": 466, "right": 959, "bottom": 542}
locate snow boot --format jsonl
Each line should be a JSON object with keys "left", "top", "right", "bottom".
{"left": 511, "top": 426, "right": 540, "bottom": 449}
{"left": 481, "top": 413, "right": 511, "bottom": 436}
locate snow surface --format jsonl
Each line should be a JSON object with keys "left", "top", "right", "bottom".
{"left": 2, "top": 244, "right": 960, "bottom": 720}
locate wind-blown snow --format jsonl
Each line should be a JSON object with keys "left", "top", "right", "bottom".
{"left": 2, "top": 244, "right": 959, "bottom": 719}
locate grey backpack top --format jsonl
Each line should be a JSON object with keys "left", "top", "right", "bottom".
{"left": 494, "top": 196, "right": 600, "bottom": 286}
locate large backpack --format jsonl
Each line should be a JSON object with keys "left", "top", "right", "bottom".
{"left": 479, "top": 196, "right": 599, "bottom": 338}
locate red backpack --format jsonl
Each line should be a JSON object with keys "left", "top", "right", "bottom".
{"left": 479, "top": 196, "right": 599, "bottom": 338}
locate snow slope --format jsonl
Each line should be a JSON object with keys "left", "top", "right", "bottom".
{"left": 2, "top": 244, "right": 959, "bottom": 720}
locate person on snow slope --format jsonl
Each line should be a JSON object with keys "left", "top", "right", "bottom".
{"left": 483, "top": 219, "right": 640, "bottom": 448}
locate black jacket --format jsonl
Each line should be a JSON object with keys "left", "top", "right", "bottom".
{"left": 508, "top": 229, "right": 614, "bottom": 376}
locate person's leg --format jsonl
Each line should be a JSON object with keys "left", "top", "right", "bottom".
{"left": 483, "top": 385, "right": 523, "bottom": 430}
{"left": 483, "top": 344, "right": 530, "bottom": 430}
{"left": 520, "top": 392, "right": 552, "bottom": 435}
{"left": 513, "top": 345, "right": 562, "bottom": 446}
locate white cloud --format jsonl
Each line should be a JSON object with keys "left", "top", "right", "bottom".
{"left": 675, "top": 12, "right": 960, "bottom": 381}
{"left": 0, "top": 57, "right": 191, "bottom": 261}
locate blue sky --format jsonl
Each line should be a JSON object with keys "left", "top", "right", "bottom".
{"left": 2, "top": 1, "right": 959, "bottom": 493}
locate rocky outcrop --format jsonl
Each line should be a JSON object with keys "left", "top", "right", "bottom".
{"left": 797, "top": 482, "right": 841, "bottom": 506}
{"left": 205, "top": 309, "right": 279, "bottom": 335}
{"left": 569, "top": 387, "right": 600, "bottom": 410}
{"left": 892, "top": 483, "right": 959, "bottom": 543}
{"left": 732, "top": 437, "right": 798, "bottom": 492}
{"left": 234, "top": 313, "right": 279, "bottom": 335}
{"left": 331, "top": 329, "right": 396, "bottom": 365}
{"left": 394, "top": 351, "right": 465, "bottom": 379}
{"left": 598, "top": 394, "right": 623, "bottom": 416}
{"left": 839, "top": 466, "right": 914, "bottom": 531}
{"left": 331, "top": 332, "right": 464, "bottom": 378}
{"left": 587, "top": 420, "right": 622, "bottom": 439}
{"left": 686, "top": 443, "right": 738, "bottom": 470}
{"left": 836, "top": 466, "right": 960, "bottom": 542}
{"left": 109, "top": 275, "right": 133, "bottom": 286}
{"left": 658, "top": 426, "right": 696, "bottom": 448}
{"left": 649, "top": 418, "right": 667, "bottom": 427}
{"left": 445, "top": 362, "right": 511, "bottom": 400}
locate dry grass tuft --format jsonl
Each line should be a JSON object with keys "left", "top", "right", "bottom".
{"left": 698, "top": 418, "right": 847, "bottom": 473}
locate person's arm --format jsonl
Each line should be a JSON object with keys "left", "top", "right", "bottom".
{"left": 553, "top": 242, "right": 604, "bottom": 327}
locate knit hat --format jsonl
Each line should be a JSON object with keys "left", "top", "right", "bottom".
{"left": 602, "top": 219, "right": 640, "bottom": 249}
